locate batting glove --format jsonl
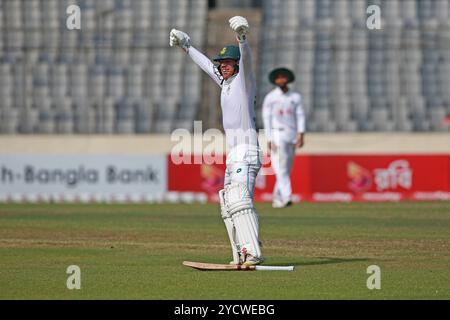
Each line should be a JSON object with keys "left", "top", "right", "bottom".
{"left": 169, "top": 29, "right": 191, "bottom": 51}
{"left": 229, "top": 16, "right": 249, "bottom": 42}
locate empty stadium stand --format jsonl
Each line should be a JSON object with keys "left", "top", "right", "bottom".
{"left": 259, "top": 0, "right": 450, "bottom": 132}
{"left": 0, "top": 0, "right": 449, "bottom": 134}
{"left": 0, "top": 0, "right": 207, "bottom": 134}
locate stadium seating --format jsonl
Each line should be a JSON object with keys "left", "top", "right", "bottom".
{"left": 0, "top": 0, "right": 449, "bottom": 133}
{"left": 0, "top": 0, "right": 207, "bottom": 134}
{"left": 259, "top": 0, "right": 450, "bottom": 132}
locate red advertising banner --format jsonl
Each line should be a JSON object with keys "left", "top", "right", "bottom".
{"left": 307, "top": 155, "right": 450, "bottom": 202}
{"left": 168, "top": 154, "right": 450, "bottom": 202}
{"left": 168, "top": 155, "right": 226, "bottom": 201}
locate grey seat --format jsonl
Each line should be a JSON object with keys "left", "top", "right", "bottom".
{"left": 73, "top": 99, "right": 96, "bottom": 134}
{"left": 154, "top": 119, "right": 173, "bottom": 133}
{"left": 53, "top": 97, "right": 74, "bottom": 134}
{"left": 96, "top": 97, "right": 116, "bottom": 134}
{"left": 17, "top": 106, "right": 38, "bottom": 134}
{"left": 135, "top": 98, "right": 154, "bottom": 133}
{"left": 0, "top": 107, "right": 19, "bottom": 133}
{"left": 34, "top": 96, "right": 53, "bottom": 133}
{"left": 156, "top": 98, "right": 178, "bottom": 122}
{"left": 371, "top": 107, "right": 395, "bottom": 132}
{"left": 429, "top": 107, "right": 448, "bottom": 131}
{"left": 116, "top": 98, "right": 136, "bottom": 134}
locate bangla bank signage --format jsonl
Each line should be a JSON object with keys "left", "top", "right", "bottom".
{"left": 0, "top": 155, "right": 166, "bottom": 201}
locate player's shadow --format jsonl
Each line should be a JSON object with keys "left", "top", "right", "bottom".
{"left": 270, "top": 257, "right": 370, "bottom": 267}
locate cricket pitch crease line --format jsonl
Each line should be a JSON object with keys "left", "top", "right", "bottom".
{"left": 0, "top": 238, "right": 308, "bottom": 252}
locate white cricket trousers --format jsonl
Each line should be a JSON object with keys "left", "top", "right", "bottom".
{"left": 271, "top": 141, "right": 296, "bottom": 203}
{"left": 224, "top": 145, "right": 262, "bottom": 196}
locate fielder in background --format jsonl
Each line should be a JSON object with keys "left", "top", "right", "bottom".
{"left": 169, "top": 17, "right": 264, "bottom": 266}
{"left": 262, "top": 68, "right": 306, "bottom": 208}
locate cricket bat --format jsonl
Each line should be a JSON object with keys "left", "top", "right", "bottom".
{"left": 183, "top": 261, "right": 294, "bottom": 271}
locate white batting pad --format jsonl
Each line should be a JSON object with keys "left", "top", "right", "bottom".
{"left": 232, "top": 208, "right": 262, "bottom": 259}
{"left": 221, "top": 183, "right": 263, "bottom": 261}
{"left": 223, "top": 183, "right": 253, "bottom": 215}
{"left": 219, "top": 189, "right": 241, "bottom": 264}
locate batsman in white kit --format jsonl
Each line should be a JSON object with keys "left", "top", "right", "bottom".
{"left": 170, "top": 16, "right": 264, "bottom": 266}
{"left": 263, "top": 68, "right": 306, "bottom": 208}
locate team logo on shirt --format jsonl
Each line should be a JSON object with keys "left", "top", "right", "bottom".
{"left": 236, "top": 168, "right": 242, "bottom": 173}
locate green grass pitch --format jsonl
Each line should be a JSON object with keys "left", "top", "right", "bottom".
{"left": 0, "top": 202, "right": 449, "bottom": 299}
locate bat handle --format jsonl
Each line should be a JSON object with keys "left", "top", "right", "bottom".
{"left": 255, "top": 266, "right": 294, "bottom": 271}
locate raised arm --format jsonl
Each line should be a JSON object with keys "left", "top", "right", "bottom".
{"left": 188, "top": 46, "right": 223, "bottom": 87}
{"left": 238, "top": 40, "right": 254, "bottom": 88}
{"left": 229, "top": 16, "right": 254, "bottom": 88}
{"left": 169, "top": 29, "right": 222, "bottom": 87}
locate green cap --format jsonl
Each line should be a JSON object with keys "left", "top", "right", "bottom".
{"left": 213, "top": 45, "right": 241, "bottom": 62}
{"left": 269, "top": 67, "right": 295, "bottom": 84}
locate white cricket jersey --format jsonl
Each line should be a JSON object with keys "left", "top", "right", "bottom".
{"left": 187, "top": 40, "right": 258, "bottom": 150}
{"left": 262, "top": 87, "right": 306, "bottom": 144}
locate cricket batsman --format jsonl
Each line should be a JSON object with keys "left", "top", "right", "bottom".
{"left": 169, "top": 16, "right": 264, "bottom": 266}
{"left": 262, "top": 68, "right": 306, "bottom": 208}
